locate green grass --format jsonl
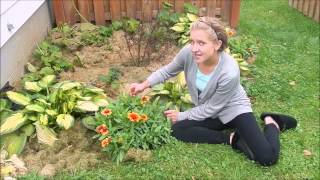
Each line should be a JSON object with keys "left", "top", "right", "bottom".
{"left": 20, "top": 0, "right": 319, "bottom": 179}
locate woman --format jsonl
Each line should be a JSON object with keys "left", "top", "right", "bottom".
{"left": 129, "top": 17, "right": 297, "bottom": 166}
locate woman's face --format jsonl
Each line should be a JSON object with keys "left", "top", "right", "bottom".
{"left": 190, "top": 29, "right": 220, "bottom": 64}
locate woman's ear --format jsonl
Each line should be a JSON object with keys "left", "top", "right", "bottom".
{"left": 214, "top": 40, "right": 222, "bottom": 51}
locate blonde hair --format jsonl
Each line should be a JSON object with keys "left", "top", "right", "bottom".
{"left": 190, "top": 17, "right": 228, "bottom": 52}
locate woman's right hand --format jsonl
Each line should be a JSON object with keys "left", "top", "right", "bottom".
{"left": 129, "top": 83, "right": 146, "bottom": 96}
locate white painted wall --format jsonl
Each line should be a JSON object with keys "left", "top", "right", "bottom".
{"left": 0, "top": 0, "right": 52, "bottom": 88}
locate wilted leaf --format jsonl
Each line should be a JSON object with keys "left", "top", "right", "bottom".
{"left": 303, "top": 149, "right": 312, "bottom": 156}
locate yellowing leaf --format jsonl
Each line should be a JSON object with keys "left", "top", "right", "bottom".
{"left": 56, "top": 114, "right": 75, "bottom": 130}
{"left": 170, "top": 25, "right": 185, "bottom": 32}
{"left": 186, "top": 13, "right": 198, "bottom": 22}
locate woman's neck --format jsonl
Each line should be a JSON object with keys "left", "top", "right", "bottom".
{"left": 198, "top": 52, "right": 220, "bottom": 75}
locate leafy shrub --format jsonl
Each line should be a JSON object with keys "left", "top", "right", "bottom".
{"left": 91, "top": 94, "right": 173, "bottom": 164}
{"left": 228, "top": 35, "right": 259, "bottom": 61}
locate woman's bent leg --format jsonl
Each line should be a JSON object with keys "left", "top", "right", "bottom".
{"left": 171, "top": 119, "right": 230, "bottom": 144}
{"left": 228, "top": 113, "right": 280, "bottom": 166}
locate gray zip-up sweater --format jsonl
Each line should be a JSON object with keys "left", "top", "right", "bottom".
{"left": 147, "top": 45, "right": 252, "bottom": 124}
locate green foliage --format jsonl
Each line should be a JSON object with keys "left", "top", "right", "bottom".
{"left": 92, "top": 94, "right": 173, "bottom": 164}
{"left": 23, "top": 41, "right": 72, "bottom": 83}
{"left": 1, "top": 77, "right": 109, "bottom": 156}
{"left": 156, "top": 2, "right": 181, "bottom": 27}
{"left": 170, "top": 3, "right": 199, "bottom": 46}
{"left": 148, "top": 81, "right": 193, "bottom": 111}
{"left": 229, "top": 35, "right": 259, "bottom": 61}
{"left": 122, "top": 18, "right": 140, "bottom": 34}
{"left": 98, "top": 67, "right": 121, "bottom": 85}
{"left": 80, "top": 26, "right": 113, "bottom": 46}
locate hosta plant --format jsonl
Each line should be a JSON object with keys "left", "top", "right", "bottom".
{"left": 147, "top": 72, "right": 193, "bottom": 112}
{"left": 0, "top": 76, "right": 109, "bottom": 157}
{"left": 170, "top": 3, "right": 199, "bottom": 46}
{"left": 89, "top": 94, "right": 173, "bottom": 164}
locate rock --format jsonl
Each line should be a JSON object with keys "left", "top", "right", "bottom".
{"left": 39, "top": 164, "right": 56, "bottom": 177}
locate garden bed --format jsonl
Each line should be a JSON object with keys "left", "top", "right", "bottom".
{"left": 18, "top": 27, "right": 179, "bottom": 176}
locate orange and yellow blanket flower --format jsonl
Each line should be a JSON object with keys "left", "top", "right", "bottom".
{"left": 101, "top": 137, "right": 112, "bottom": 148}
{"left": 140, "top": 96, "right": 150, "bottom": 104}
{"left": 96, "top": 124, "right": 109, "bottom": 135}
{"left": 128, "top": 112, "right": 141, "bottom": 122}
{"left": 140, "top": 114, "right": 148, "bottom": 122}
{"left": 101, "top": 108, "right": 112, "bottom": 116}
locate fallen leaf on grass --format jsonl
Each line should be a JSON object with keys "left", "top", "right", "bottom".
{"left": 289, "top": 81, "right": 296, "bottom": 86}
{"left": 303, "top": 149, "right": 312, "bottom": 156}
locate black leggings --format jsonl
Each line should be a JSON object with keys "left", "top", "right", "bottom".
{"left": 171, "top": 112, "right": 280, "bottom": 166}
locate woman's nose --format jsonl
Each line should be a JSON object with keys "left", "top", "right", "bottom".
{"left": 191, "top": 44, "right": 199, "bottom": 53}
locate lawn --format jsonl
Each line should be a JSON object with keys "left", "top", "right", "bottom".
{"left": 20, "top": 0, "right": 319, "bottom": 179}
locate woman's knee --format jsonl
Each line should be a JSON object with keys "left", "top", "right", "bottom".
{"left": 255, "top": 149, "right": 279, "bottom": 166}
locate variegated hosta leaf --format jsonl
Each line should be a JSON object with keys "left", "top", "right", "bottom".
{"left": 56, "top": 114, "right": 74, "bottom": 130}
{"left": 6, "top": 91, "right": 31, "bottom": 106}
{"left": 93, "top": 98, "right": 109, "bottom": 107}
{"left": 0, "top": 112, "right": 27, "bottom": 135}
{"left": 25, "top": 104, "right": 45, "bottom": 113}
{"left": 176, "top": 72, "right": 186, "bottom": 87}
{"left": 0, "top": 133, "right": 27, "bottom": 157}
{"left": 38, "top": 75, "right": 56, "bottom": 88}
{"left": 179, "top": 16, "right": 188, "bottom": 22}
{"left": 85, "top": 86, "right": 105, "bottom": 93}
{"left": 39, "top": 114, "right": 49, "bottom": 126}
{"left": 24, "top": 82, "right": 42, "bottom": 92}
{"left": 181, "top": 94, "right": 193, "bottom": 104}
{"left": 26, "top": 62, "right": 37, "bottom": 73}
{"left": 76, "top": 101, "right": 99, "bottom": 112}
{"left": 34, "top": 121, "right": 58, "bottom": 146}
{"left": 20, "top": 123, "right": 35, "bottom": 136}
{"left": 45, "top": 109, "right": 58, "bottom": 116}
{"left": 186, "top": 13, "right": 198, "bottom": 22}
{"left": 170, "top": 25, "right": 185, "bottom": 32}
{"left": 53, "top": 81, "right": 81, "bottom": 91}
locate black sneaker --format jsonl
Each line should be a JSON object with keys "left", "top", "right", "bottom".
{"left": 260, "top": 112, "right": 297, "bottom": 131}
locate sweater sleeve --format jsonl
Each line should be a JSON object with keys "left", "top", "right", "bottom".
{"left": 146, "top": 45, "right": 189, "bottom": 87}
{"left": 177, "top": 74, "right": 239, "bottom": 121}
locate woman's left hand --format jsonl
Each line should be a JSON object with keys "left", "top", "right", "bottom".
{"left": 164, "top": 110, "right": 179, "bottom": 124}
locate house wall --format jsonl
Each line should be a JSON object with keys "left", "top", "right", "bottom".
{"left": 0, "top": 1, "right": 52, "bottom": 88}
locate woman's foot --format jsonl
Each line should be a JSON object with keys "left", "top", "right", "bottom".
{"left": 264, "top": 116, "right": 280, "bottom": 132}
{"left": 260, "top": 112, "right": 297, "bottom": 131}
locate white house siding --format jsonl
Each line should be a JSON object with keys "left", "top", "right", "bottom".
{"left": 0, "top": 1, "right": 52, "bottom": 88}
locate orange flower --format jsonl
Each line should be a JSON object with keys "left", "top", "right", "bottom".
{"left": 101, "top": 108, "right": 112, "bottom": 116}
{"left": 225, "top": 27, "right": 235, "bottom": 37}
{"left": 140, "top": 96, "right": 150, "bottom": 104}
{"left": 101, "top": 137, "right": 112, "bottom": 148}
{"left": 128, "top": 112, "right": 141, "bottom": 122}
{"left": 95, "top": 124, "right": 109, "bottom": 135}
{"left": 140, "top": 114, "right": 148, "bottom": 122}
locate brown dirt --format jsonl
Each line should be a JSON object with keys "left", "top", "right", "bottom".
{"left": 58, "top": 30, "right": 179, "bottom": 97}
{"left": 21, "top": 28, "right": 179, "bottom": 176}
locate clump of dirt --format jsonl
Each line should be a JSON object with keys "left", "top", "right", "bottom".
{"left": 21, "top": 122, "right": 107, "bottom": 176}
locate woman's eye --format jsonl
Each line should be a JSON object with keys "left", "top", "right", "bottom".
{"left": 199, "top": 42, "right": 205, "bottom": 46}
